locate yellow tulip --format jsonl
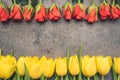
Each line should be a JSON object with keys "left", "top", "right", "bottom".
{"left": 43, "top": 58, "right": 55, "bottom": 78}
{"left": 56, "top": 57, "right": 67, "bottom": 76}
{"left": 82, "top": 55, "right": 97, "bottom": 78}
{"left": 114, "top": 57, "right": 120, "bottom": 75}
{"left": 25, "top": 56, "right": 46, "bottom": 79}
{"left": 0, "top": 55, "right": 16, "bottom": 79}
{"left": 96, "top": 55, "right": 112, "bottom": 76}
{"left": 68, "top": 55, "right": 80, "bottom": 75}
{"left": 17, "top": 56, "right": 25, "bottom": 76}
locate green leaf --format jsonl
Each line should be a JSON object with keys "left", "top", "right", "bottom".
{"left": 21, "top": 77, "right": 24, "bottom": 80}
{"left": 66, "top": 47, "right": 70, "bottom": 64}
{"left": 24, "top": 64, "right": 31, "bottom": 80}
{"left": 112, "top": 64, "right": 117, "bottom": 80}
{"left": 77, "top": 44, "right": 83, "bottom": 80}
{"left": 12, "top": 73, "right": 17, "bottom": 80}
{"left": 0, "top": 79, "right": 3, "bottom": 80}
{"left": 65, "top": 74, "right": 69, "bottom": 80}
{"left": 77, "top": 73, "right": 82, "bottom": 80}
{"left": 82, "top": 75, "right": 87, "bottom": 80}
{"left": 78, "top": 44, "right": 83, "bottom": 62}
{"left": 0, "top": 49, "right": 2, "bottom": 55}
{"left": 36, "top": 4, "right": 42, "bottom": 13}
{"left": 69, "top": 73, "right": 74, "bottom": 80}
{"left": 40, "top": 74, "right": 44, "bottom": 80}
{"left": 55, "top": 74, "right": 60, "bottom": 80}
{"left": 16, "top": 68, "right": 21, "bottom": 80}
{"left": 10, "top": 49, "right": 14, "bottom": 56}
{"left": 8, "top": 73, "right": 16, "bottom": 80}
{"left": 50, "top": 3, "right": 55, "bottom": 11}
{"left": 93, "top": 74, "right": 99, "bottom": 80}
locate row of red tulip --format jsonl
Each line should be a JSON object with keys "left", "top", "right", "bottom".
{"left": 0, "top": 0, "right": 120, "bottom": 23}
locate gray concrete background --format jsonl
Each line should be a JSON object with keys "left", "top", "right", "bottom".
{"left": 0, "top": 0, "right": 120, "bottom": 79}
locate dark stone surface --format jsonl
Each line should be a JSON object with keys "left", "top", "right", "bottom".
{"left": 0, "top": 0, "right": 120, "bottom": 79}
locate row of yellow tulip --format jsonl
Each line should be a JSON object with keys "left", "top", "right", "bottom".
{"left": 0, "top": 54, "right": 120, "bottom": 80}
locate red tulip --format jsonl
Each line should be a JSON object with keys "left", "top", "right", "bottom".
{"left": 73, "top": 3, "right": 85, "bottom": 20}
{"left": 23, "top": 5, "right": 33, "bottom": 22}
{"left": 34, "top": 4, "right": 47, "bottom": 22}
{"left": 63, "top": 2, "right": 73, "bottom": 20}
{"left": 0, "top": 5, "right": 9, "bottom": 22}
{"left": 10, "top": 5, "right": 22, "bottom": 20}
{"left": 85, "top": 5, "right": 98, "bottom": 23}
{"left": 110, "top": 5, "right": 120, "bottom": 19}
{"left": 48, "top": 3, "right": 61, "bottom": 21}
{"left": 99, "top": 3, "right": 111, "bottom": 20}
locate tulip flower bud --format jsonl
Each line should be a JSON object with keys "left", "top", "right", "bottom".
{"left": 43, "top": 58, "right": 55, "bottom": 78}
{"left": 56, "top": 57, "right": 67, "bottom": 76}
{"left": 34, "top": 0, "right": 47, "bottom": 22}
{"left": 10, "top": 4, "right": 22, "bottom": 20}
{"left": 96, "top": 56, "right": 112, "bottom": 76}
{"left": 0, "top": 1, "right": 9, "bottom": 22}
{"left": 0, "top": 55, "right": 16, "bottom": 79}
{"left": 81, "top": 55, "right": 97, "bottom": 77}
{"left": 62, "top": 1, "right": 73, "bottom": 20}
{"left": 48, "top": 3, "right": 61, "bottom": 21}
{"left": 114, "top": 57, "right": 120, "bottom": 75}
{"left": 17, "top": 56, "right": 25, "bottom": 76}
{"left": 110, "top": 5, "right": 120, "bottom": 19}
{"left": 73, "top": 3, "right": 85, "bottom": 20}
{"left": 25, "top": 56, "right": 45, "bottom": 79}
{"left": 85, "top": 1, "right": 98, "bottom": 23}
{"left": 99, "top": 0, "right": 111, "bottom": 20}
{"left": 23, "top": 5, "right": 33, "bottom": 22}
{"left": 68, "top": 55, "right": 80, "bottom": 76}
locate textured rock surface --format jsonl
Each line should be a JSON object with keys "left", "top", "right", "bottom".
{"left": 0, "top": 0, "right": 120, "bottom": 79}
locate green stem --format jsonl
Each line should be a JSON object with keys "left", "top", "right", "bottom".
{"left": 0, "top": 49, "right": 1, "bottom": 56}
{"left": 21, "top": 76, "right": 24, "bottom": 80}
{"left": 45, "top": 77, "right": 47, "bottom": 80}
{"left": 40, "top": 0, "right": 42, "bottom": 3}
{"left": 28, "top": 0, "right": 31, "bottom": 5}
{"left": 10, "top": 49, "right": 14, "bottom": 56}
{"left": 88, "top": 77, "right": 90, "bottom": 80}
{"left": 61, "top": 76, "right": 63, "bottom": 80}
{"left": 103, "top": 0, "right": 106, "bottom": 4}
{"left": 106, "top": 0, "right": 110, "bottom": 4}
{"left": 102, "top": 76, "right": 104, "bottom": 80}
{"left": 112, "top": 0, "right": 115, "bottom": 5}
{"left": 13, "top": 0, "right": 16, "bottom": 4}
{"left": 92, "top": 0, "right": 94, "bottom": 4}
{"left": 118, "top": 75, "right": 120, "bottom": 80}
{"left": 74, "top": 76, "right": 76, "bottom": 80}
{"left": 78, "top": 0, "right": 81, "bottom": 3}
